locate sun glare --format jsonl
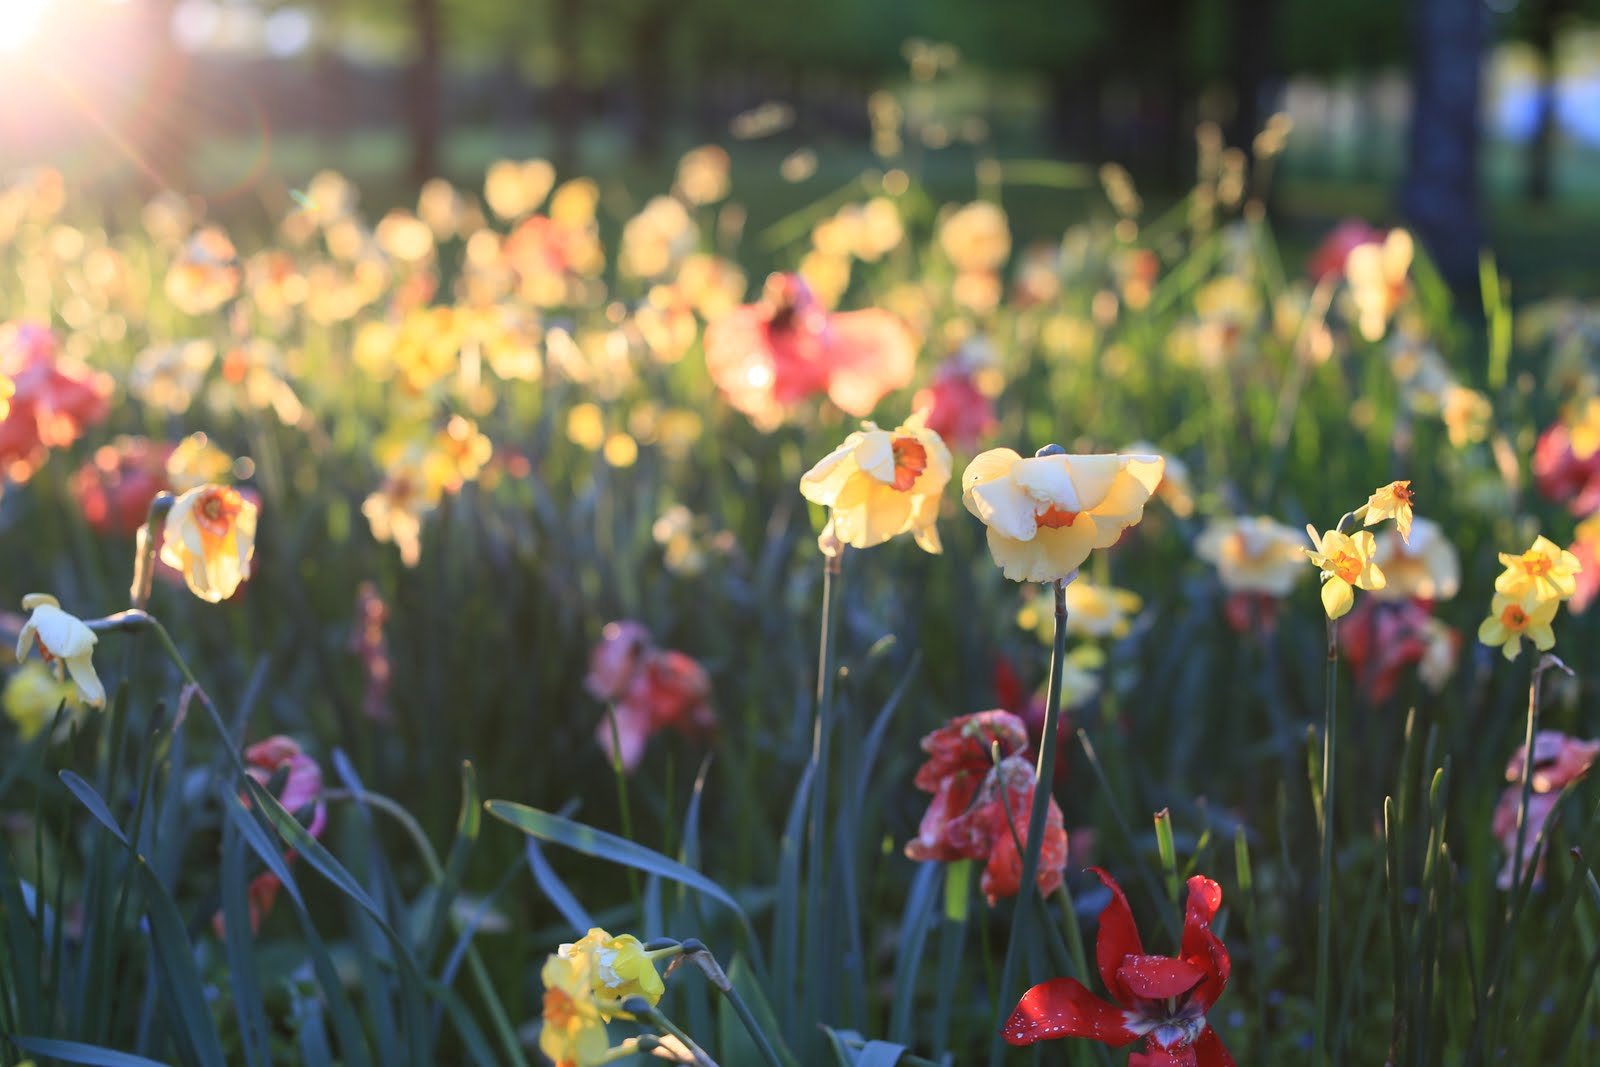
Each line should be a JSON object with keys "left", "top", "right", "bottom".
{"left": 0, "top": 0, "right": 55, "bottom": 52}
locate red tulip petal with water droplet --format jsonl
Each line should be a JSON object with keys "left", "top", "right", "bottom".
{"left": 1002, "top": 977, "right": 1139, "bottom": 1048}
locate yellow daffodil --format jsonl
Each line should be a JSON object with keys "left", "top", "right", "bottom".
{"left": 800, "top": 411, "right": 952, "bottom": 554}
{"left": 1195, "top": 516, "right": 1307, "bottom": 596}
{"left": 557, "top": 928, "right": 666, "bottom": 1020}
{"left": 1305, "top": 528, "right": 1386, "bottom": 620}
{"left": 1360, "top": 480, "right": 1415, "bottom": 543}
{"left": 1373, "top": 518, "right": 1460, "bottom": 601}
{"left": 1477, "top": 592, "right": 1558, "bottom": 662}
{"left": 538, "top": 953, "right": 610, "bottom": 1067}
{"left": 16, "top": 594, "right": 104, "bottom": 707}
{"left": 3, "top": 660, "right": 81, "bottom": 740}
{"left": 159, "top": 484, "right": 258, "bottom": 603}
{"left": 962, "top": 447, "right": 1163, "bottom": 584}
{"left": 1496, "top": 535, "right": 1580, "bottom": 603}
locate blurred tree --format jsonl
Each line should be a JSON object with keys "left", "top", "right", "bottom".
{"left": 1401, "top": 0, "right": 1488, "bottom": 292}
{"left": 410, "top": 0, "right": 443, "bottom": 180}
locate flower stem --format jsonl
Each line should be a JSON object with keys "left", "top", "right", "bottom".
{"left": 1509, "top": 655, "right": 1570, "bottom": 897}
{"left": 680, "top": 941, "right": 785, "bottom": 1067}
{"left": 130, "top": 492, "right": 175, "bottom": 611}
{"left": 1313, "top": 615, "right": 1339, "bottom": 1067}
{"left": 638, "top": 1003, "right": 720, "bottom": 1067}
{"left": 991, "top": 578, "right": 1069, "bottom": 1067}
{"left": 803, "top": 548, "right": 844, "bottom": 1047}
{"left": 604, "top": 705, "right": 644, "bottom": 910}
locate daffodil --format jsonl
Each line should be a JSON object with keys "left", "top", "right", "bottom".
{"left": 1360, "top": 480, "right": 1415, "bottom": 543}
{"left": 1496, "top": 535, "right": 1580, "bottom": 603}
{"left": 159, "top": 484, "right": 259, "bottom": 603}
{"left": 1373, "top": 518, "right": 1459, "bottom": 601}
{"left": 1195, "top": 516, "right": 1307, "bottom": 596}
{"left": 3, "top": 660, "right": 81, "bottom": 740}
{"left": 538, "top": 953, "right": 611, "bottom": 1067}
{"left": 16, "top": 594, "right": 104, "bottom": 707}
{"left": 1345, "top": 228, "right": 1411, "bottom": 341}
{"left": 558, "top": 928, "right": 666, "bottom": 1020}
{"left": 800, "top": 411, "right": 952, "bottom": 553}
{"left": 962, "top": 447, "right": 1164, "bottom": 583}
{"left": 1055, "top": 580, "right": 1143, "bottom": 639}
{"left": 1477, "top": 592, "right": 1558, "bottom": 662}
{"left": 1305, "top": 528, "right": 1386, "bottom": 620}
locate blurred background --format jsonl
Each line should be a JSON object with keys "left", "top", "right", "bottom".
{"left": 2, "top": 0, "right": 1599, "bottom": 294}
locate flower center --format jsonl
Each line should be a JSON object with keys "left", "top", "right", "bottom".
{"left": 1500, "top": 603, "right": 1530, "bottom": 632}
{"left": 1329, "top": 549, "right": 1363, "bottom": 583}
{"left": 1520, "top": 553, "right": 1552, "bottom": 578}
{"left": 1392, "top": 483, "right": 1414, "bottom": 506}
{"left": 196, "top": 487, "right": 241, "bottom": 538}
{"left": 1035, "top": 504, "right": 1079, "bottom": 529}
{"left": 542, "top": 987, "right": 578, "bottom": 1030}
{"left": 890, "top": 436, "right": 927, "bottom": 491}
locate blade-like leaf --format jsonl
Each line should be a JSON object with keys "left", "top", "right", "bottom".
{"left": 10, "top": 1035, "right": 174, "bottom": 1067}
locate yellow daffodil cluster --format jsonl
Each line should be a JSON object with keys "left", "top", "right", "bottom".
{"left": 1478, "top": 536, "right": 1581, "bottom": 661}
{"left": 1305, "top": 481, "right": 1415, "bottom": 620}
{"left": 538, "top": 928, "right": 669, "bottom": 1067}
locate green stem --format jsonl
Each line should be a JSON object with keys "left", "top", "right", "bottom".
{"left": 604, "top": 705, "right": 645, "bottom": 910}
{"left": 722, "top": 982, "right": 786, "bottom": 1067}
{"left": 1054, "top": 885, "right": 1115, "bottom": 1067}
{"left": 640, "top": 1004, "right": 720, "bottom": 1067}
{"left": 1509, "top": 657, "right": 1559, "bottom": 900}
{"left": 1313, "top": 615, "right": 1339, "bottom": 1067}
{"left": 991, "top": 579, "right": 1068, "bottom": 1067}
{"left": 803, "top": 548, "right": 844, "bottom": 1048}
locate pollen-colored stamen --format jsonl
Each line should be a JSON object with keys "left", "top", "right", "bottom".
{"left": 1500, "top": 603, "right": 1530, "bottom": 632}
{"left": 1035, "top": 505, "right": 1079, "bottom": 529}
{"left": 1519, "top": 553, "right": 1552, "bottom": 578}
{"left": 890, "top": 436, "right": 927, "bottom": 491}
{"left": 1392, "top": 483, "right": 1414, "bottom": 505}
{"left": 542, "top": 987, "right": 578, "bottom": 1029}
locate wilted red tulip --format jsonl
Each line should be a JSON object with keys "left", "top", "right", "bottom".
{"left": 71, "top": 437, "right": 175, "bottom": 537}
{"left": 971, "top": 755, "right": 1068, "bottom": 905}
{"left": 704, "top": 273, "right": 916, "bottom": 429}
{"left": 1340, "top": 595, "right": 1434, "bottom": 703}
{"left": 586, "top": 622, "right": 715, "bottom": 773}
{"left": 1492, "top": 731, "right": 1600, "bottom": 889}
{"left": 1005, "top": 869, "right": 1234, "bottom": 1065}
{"left": 215, "top": 736, "right": 327, "bottom": 936}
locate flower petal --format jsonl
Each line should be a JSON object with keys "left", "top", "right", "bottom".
{"left": 1089, "top": 866, "right": 1146, "bottom": 1007}
{"left": 1193, "top": 1026, "right": 1236, "bottom": 1067}
{"left": 1321, "top": 577, "right": 1354, "bottom": 619}
{"left": 1002, "top": 977, "right": 1139, "bottom": 1047}
{"left": 1115, "top": 954, "right": 1206, "bottom": 999}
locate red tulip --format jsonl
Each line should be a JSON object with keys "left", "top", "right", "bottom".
{"left": 1004, "top": 868, "right": 1234, "bottom": 1066}
{"left": 1306, "top": 219, "right": 1384, "bottom": 283}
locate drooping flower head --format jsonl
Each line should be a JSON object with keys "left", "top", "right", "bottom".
{"left": 16, "top": 594, "right": 104, "bottom": 707}
{"left": 1304, "top": 528, "right": 1386, "bottom": 620}
{"left": 962, "top": 446, "right": 1164, "bottom": 584}
{"left": 799, "top": 410, "right": 951, "bottom": 553}
{"left": 1361, "top": 480, "right": 1414, "bottom": 543}
{"left": 160, "top": 484, "right": 259, "bottom": 603}
{"left": 539, "top": 952, "right": 611, "bottom": 1067}
{"left": 3, "top": 660, "right": 82, "bottom": 741}
{"left": 558, "top": 928, "right": 667, "bottom": 1020}
{"left": 244, "top": 735, "right": 328, "bottom": 841}
{"left": 704, "top": 273, "right": 917, "bottom": 429}
{"left": 1004, "top": 869, "right": 1233, "bottom": 1065}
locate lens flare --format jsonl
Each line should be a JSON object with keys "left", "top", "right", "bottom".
{"left": 0, "top": 0, "right": 54, "bottom": 52}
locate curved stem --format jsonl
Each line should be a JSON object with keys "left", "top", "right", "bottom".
{"left": 1313, "top": 616, "right": 1339, "bottom": 1067}
{"left": 640, "top": 1004, "right": 720, "bottom": 1067}
{"left": 992, "top": 578, "right": 1068, "bottom": 1066}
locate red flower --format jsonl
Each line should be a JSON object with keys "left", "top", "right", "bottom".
{"left": 215, "top": 736, "right": 327, "bottom": 937}
{"left": 1533, "top": 422, "right": 1600, "bottom": 516}
{"left": 913, "top": 361, "right": 996, "bottom": 451}
{"left": 704, "top": 273, "right": 916, "bottom": 429}
{"left": 1221, "top": 592, "right": 1279, "bottom": 635}
{"left": 1340, "top": 595, "right": 1433, "bottom": 703}
{"left": 586, "top": 622, "right": 715, "bottom": 773}
{"left": 71, "top": 437, "right": 175, "bottom": 537}
{"left": 904, "top": 711, "right": 1066, "bottom": 903}
{"left": 1306, "top": 219, "right": 1384, "bottom": 283}
{"left": 994, "top": 656, "right": 1069, "bottom": 786}
{"left": 0, "top": 321, "right": 112, "bottom": 481}
{"left": 1005, "top": 869, "right": 1233, "bottom": 1065}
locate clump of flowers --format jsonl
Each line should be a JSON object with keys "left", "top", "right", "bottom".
{"left": 539, "top": 927, "right": 672, "bottom": 1066}
{"left": 703, "top": 273, "right": 917, "bottom": 430}
{"left": 799, "top": 410, "right": 951, "bottom": 554}
{"left": 1491, "top": 731, "right": 1599, "bottom": 888}
{"left": 1478, "top": 536, "right": 1580, "bottom": 661}
{"left": 962, "top": 446, "right": 1163, "bottom": 584}
{"left": 0, "top": 321, "right": 112, "bottom": 482}
{"left": 584, "top": 622, "right": 715, "bottom": 774}
{"left": 902, "top": 710, "right": 1068, "bottom": 905}
{"left": 1004, "top": 868, "right": 1232, "bottom": 1065}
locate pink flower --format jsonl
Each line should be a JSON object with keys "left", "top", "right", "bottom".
{"left": 913, "top": 362, "right": 997, "bottom": 451}
{"left": 704, "top": 273, "right": 917, "bottom": 429}
{"left": 1005, "top": 869, "right": 1234, "bottom": 1066}
{"left": 1306, "top": 219, "right": 1384, "bottom": 283}
{"left": 1340, "top": 596, "right": 1434, "bottom": 704}
{"left": 71, "top": 437, "right": 175, "bottom": 538}
{"left": 1222, "top": 592, "right": 1280, "bottom": 635}
{"left": 586, "top": 623, "right": 715, "bottom": 773}
{"left": 348, "top": 581, "right": 393, "bottom": 723}
{"left": 1533, "top": 422, "right": 1600, "bottom": 516}
{"left": 215, "top": 736, "right": 327, "bottom": 937}
{"left": 1492, "top": 731, "right": 1600, "bottom": 889}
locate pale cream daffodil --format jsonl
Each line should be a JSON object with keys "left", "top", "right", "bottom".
{"left": 16, "top": 594, "right": 105, "bottom": 707}
{"left": 962, "top": 447, "right": 1163, "bottom": 583}
{"left": 1195, "top": 516, "right": 1308, "bottom": 597}
{"left": 159, "top": 484, "right": 258, "bottom": 603}
{"left": 800, "top": 411, "right": 952, "bottom": 554}
{"left": 1373, "top": 517, "right": 1460, "bottom": 601}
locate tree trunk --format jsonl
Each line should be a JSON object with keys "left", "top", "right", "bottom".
{"left": 632, "top": 2, "right": 671, "bottom": 160}
{"left": 408, "top": 0, "right": 442, "bottom": 183}
{"left": 553, "top": 0, "right": 582, "bottom": 174}
{"left": 1400, "top": 0, "right": 1487, "bottom": 294}
{"left": 1225, "top": 0, "right": 1276, "bottom": 149}
{"left": 1525, "top": 0, "right": 1569, "bottom": 203}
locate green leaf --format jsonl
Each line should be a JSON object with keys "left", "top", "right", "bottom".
{"left": 421, "top": 761, "right": 481, "bottom": 965}
{"left": 484, "top": 800, "right": 752, "bottom": 932}
{"left": 10, "top": 1035, "right": 174, "bottom": 1067}
{"left": 715, "top": 955, "right": 800, "bottom": 1067}
{"left": 58, "top": 771, "right": 130, "bottom": 849}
